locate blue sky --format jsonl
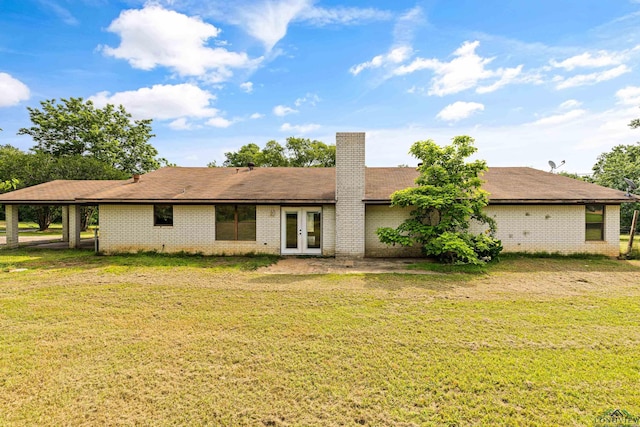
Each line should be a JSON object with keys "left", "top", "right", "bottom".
{"left": 2, "top": 0, "right": 640, "bottom": 173}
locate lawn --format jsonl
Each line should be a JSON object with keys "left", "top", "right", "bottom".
{"left": 0, "top": 221, "right": 96, "bottom": 238}
{"left": 1, "top": 249, "right": 640, "bottom": 426}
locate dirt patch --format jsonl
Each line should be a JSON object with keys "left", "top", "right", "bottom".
{"left": 257, "top": 257, "right": 436, "bottom": 274}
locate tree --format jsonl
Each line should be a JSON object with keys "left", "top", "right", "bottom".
{"left": 285, "top": 137, "right": 335, "bottom": 167}
{"left": 222, "top": 143, "right": 263, "bottom": 167}
{"left": 376, "top": 136, "right": 502, "bottom": 265}
{"left": 558, "top": 171, "right": 594, "bottom": 182}
{"left": 220, "top": 137, "right": 336, "bottom": 167}
{"left": 18, "top": 97, "right": 166, "bottom": 174}
{"left": 591, "top": 142, "right": 640, "bottom": 232}
{"left": 0, "top": 178, "right": 18, "bottom": 192}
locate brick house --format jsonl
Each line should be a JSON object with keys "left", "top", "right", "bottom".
{"left": 0, "top": 132, "right": 635, "bottom": 257}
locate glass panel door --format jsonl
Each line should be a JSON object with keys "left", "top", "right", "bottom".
{"left": 306, "top": 211, "right": 321, "bottom": 249}
{"left": 281, "top": 207, "right": 322, "bottom": 255}
{"left": 286, "top": 212, "right": 299, "bottom": 249}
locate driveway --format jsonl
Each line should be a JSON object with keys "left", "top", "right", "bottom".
{"left": 0, "top": 235, "right": 95, "bottom": 249}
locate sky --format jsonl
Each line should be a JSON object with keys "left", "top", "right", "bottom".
{"left": 2, "top": 0, "right": 640, "bottom": 174}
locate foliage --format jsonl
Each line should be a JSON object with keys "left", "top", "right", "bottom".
{"left": 557, "top": 171, "right": 594, "bottom": 182}
{"left": 0, "top": 178, "right": 19, "bottom": 192}
{"left": 221, "top": 137, "right": 335, "bottom": 167}
{"left": 17, "top": 97, "right": 166, "bottom": 174}
{"left": 591, "top": 142, "right": 640, "bottom": 232}
{"left": 376, "top": 136, "right": 501, "bottom": 264}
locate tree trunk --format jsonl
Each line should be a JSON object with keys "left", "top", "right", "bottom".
{"left": 35, "top": 206, "right": 53, "bottom": 231}
{"left": 81, "top": 206, "right": 96, "bottom": 232}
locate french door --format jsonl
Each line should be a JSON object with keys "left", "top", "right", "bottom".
{"left": 281, "top": 207, "right": 322, "bottom": 255}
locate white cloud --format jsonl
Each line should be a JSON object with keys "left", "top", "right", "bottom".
{"left": 476, "top": 65, "right": 523, "bottom": 94}
{"left": 89, "top": 83, "right": 219, "bottom": 120}
{"left": 273, "top": 105, "right": 298, "bottom": 116}
{"left": 0, "top": 73, "right": 30, "bottom": 107}
{"left": 529, "top": 109, "right": 587, "bottom": 126}
{"left": 393, "top": 41, "right": 523, "bottom": 96}
{"left": 393, "top": 6, "right": 424, "bottom": 46}
{"left": 206, "top": 117, "right": 233, "bottom": 128}
{"left": 349, "top": 7, "right": 422, "bottom": 77}
{"left": 436, "top": 101, "right": 484, "bottom": 122}
{"left": 294, "top": 93, "right": 320, "bottom": 107}
{"left": 232, "top": 0, "right": 390, "bottom": 51}
{"left": 350, "top": 46, "right": 413, "bottom": 75}
{"left": 550, "top": 50, "right": 625, "bottom": 70}
{"left": 250, "top": 112, "right": 264, "bottom": 119}
{"left": 168, "top": 118, "right": 193, "bottom": 130}
{"left": 280, "top": 122, "right": 320, "bottom": 133}
{"left": 102, "top": 4, "right": 258, "bottom": 81}
{"left": 240, "top": 82, "right": 254, "bottom": 93}
{"left": 559, "top": 99, "right": 582, "bottom": 109}
{"left": 237, "top": 0, "right": 310, "bottom": 51}
{"left": 555, "top": 65, "right": 630, "bottom": 89}
{"left": 39, "top": 0, "right": 79, "bottom": 25}
{"left": 298, "top": 6, "right": 392, "bottom": 26}
{"left": 616, "top": 86, "right": 640, "bottom": 105}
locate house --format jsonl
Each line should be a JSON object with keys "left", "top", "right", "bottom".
{"left": 0, "top": 132, "right": 635, "bottom": 257}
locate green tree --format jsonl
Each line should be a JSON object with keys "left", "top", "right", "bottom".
{"left": 591, "top": 142, "right": 640, "bottom": 232}
{"left": 18, "top": 97, "right": 166, "bottom": 174}
{"left": 376, "top": 136, "right": 502, "bottom": 264}
{"left": 285, "top": 137, "right": 335, "bottom": 167}
{"left": 557, "top": 171, "right": 594, "bottom": 182}
{"left": 220, "top": 138, "right": 335, "bottom": 167}
{"left": 0, "top": 178, "right": 18, "bottom": 192}
{"left": 260, "top": 140, "right": 289, "bottom": 166}
{"left": 222, "top": 143, "right": 263, "bottom": 167}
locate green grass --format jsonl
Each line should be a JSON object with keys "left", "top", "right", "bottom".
{"left": 621, "top": 233, "right": 640, "bottom": 258}
{"left": 1, "top": 249, "right": 640, "bottom": 425}
{"left": 0, "top": 221, "right": 96, "bottom": 237}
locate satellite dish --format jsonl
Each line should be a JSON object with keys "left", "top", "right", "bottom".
{"left": 548, "top": 160, "right": 565, "bottom": 173}
{"left": 624, "top": 177, "right": 637, "bottom": 196}
{"left": 624, "top": 177, "right": 637, "bottom": 190}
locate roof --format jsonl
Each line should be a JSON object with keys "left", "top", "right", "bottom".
{"left": 0, "top": 180, "right": 124, "bottom": 204}
{"left": 365, "top": 167, "right": 635, "bottom": 204}
{"left": 0, "top": 166, "right": 635, "bottom": 205}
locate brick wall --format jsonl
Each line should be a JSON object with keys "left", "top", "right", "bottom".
{"left": 99, "top": 204, "right": 280, "bottom": 255}
{"left": 335, "top": 132, "right": 366, "bottom": 258}
{"left": 322, "top": 204, "right": 336, "bottom": 256}
{"left": 473, "top": 204, "right": 621, "bottom": 256}
{"left": 365, "top": 205, "right": 422, "bottom": 257}
{"left": 365, "top": 204, "right": 621, "bottom": 257}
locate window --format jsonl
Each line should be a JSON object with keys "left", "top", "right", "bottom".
{"left": 585, "top": 204, "right": 604, "bottom": 241}
{"left": 154, "top": 205, "right": 173, "bottom": 226}
{"left": 216, "top": 205, "right": 256, "bottom": 241}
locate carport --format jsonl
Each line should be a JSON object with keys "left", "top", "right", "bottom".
{"left": 0, "top": 180, "right": 125, "bottom": 249}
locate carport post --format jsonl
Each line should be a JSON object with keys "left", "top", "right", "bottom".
{"left": 68, "top": 205, "right": 82, "bottom": 249}
{"left": 5, "top": 204, "right": 19, "bottom": 248}
{"left": 61, "top": 205, "right": 69, "bottom": 242}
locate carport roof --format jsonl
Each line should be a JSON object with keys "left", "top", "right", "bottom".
{"left": 0, "top": 180, "right": 124, "bottom": 204}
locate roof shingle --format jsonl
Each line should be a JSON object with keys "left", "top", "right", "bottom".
{"left": 0, "top": 166, "right": 634, "bottom": 204}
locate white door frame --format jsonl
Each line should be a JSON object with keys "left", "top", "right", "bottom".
{"left": 281, "top": 207, "right": 322, "bottom": 255}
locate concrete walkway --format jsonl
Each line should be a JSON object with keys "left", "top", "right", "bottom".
{"left": 0, "top": 235, "right": 95, "bottom": 249}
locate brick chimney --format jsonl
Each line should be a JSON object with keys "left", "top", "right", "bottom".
{"left": 335, "top": 132, "right": 366, "bottom": 258}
